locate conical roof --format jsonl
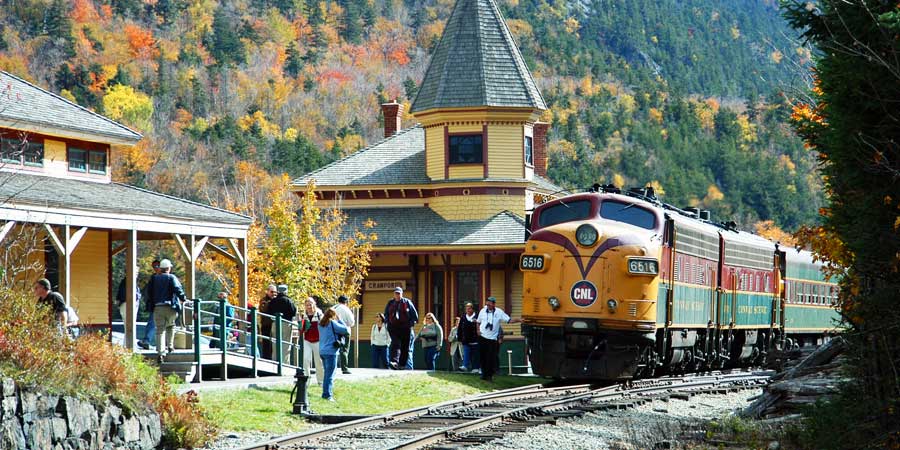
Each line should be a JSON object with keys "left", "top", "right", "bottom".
{"left": 410, "top": 0, "right": 546, "bottom": 113}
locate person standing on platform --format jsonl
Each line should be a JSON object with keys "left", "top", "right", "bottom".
{"left": 318, "top": 309, "right": 349, "bottom": 401}
{"left": 138, "top": 260, "right": 161, "bottom": 349}
{"left": 458, "top": 302, "right": 480, "bottom": 372}
{"left": 299, "top": 297, "right": 324, "bottom": 385}
{"left": 416, "top": 313, "right": 443, "bottom": 371}
{"left": 331, "top": 295, "right": 356, "bottom": 374}
{"left": 34, "top": 278, "right": 66, "bottom": 331}
{"left": 267, "top": 284, "right": 297, "bottom": 363}
{"left": 448, "top": 317, "right": 462, "bottom": 371}
{"left": 476, "top": 297, "right": 521, "bottom": 382}
{"left": 259, "top": 284, "right": 277, "bottom": 359}
{"left": 145, "top": 259, "right": 185, "bottom": 362}
{"left": 384, "top": 287, "right": 418, "bottom": 370}
{"left": 370, "top": 313, "right": 391, "bottom": 369}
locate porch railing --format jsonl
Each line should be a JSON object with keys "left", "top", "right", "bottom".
{"left": 180, "top": 299, "right": 302, "bottom": 382}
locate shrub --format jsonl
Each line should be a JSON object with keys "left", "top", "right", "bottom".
{"left": 0, "top": 287, "right": 216, "bottom": 448}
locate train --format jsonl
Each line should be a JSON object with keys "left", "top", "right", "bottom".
{"left": 520, "top": 185, "right": 841, "bottom": 380}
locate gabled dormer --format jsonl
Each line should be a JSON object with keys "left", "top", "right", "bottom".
{"left": 0, "top": 71, "right": 141, "bottom": 183}
{"left": 410, "top": 0, "right": 547, "bottom": 182}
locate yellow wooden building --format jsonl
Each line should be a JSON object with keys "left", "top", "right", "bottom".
{"left": 0, "top": 70, "right": 252, "bottom": 349}
{"left": 293, "top": 0, "right": 563, "bottom": 368}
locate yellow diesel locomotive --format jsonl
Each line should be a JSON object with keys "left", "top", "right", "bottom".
{"left": 521, "top": 185, "right": 839, "bottom": 380}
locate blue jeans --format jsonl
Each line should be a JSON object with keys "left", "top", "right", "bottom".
{"left": 463, "top": 343, "right": 480, "bottom": 369}
{"left": 424, "top": 346, "right": 439, "bottom": 371}
{"left": 406, "top": 330, "right": 415, "bottom": 370}
{"left": 321, "top": 353, "right": 338, "bottom": 399}
{"left": 371, "top": 345, "right": 388, "bottom": 368}
{"left": 142, "top": 314, "right": 156, "bottom": 344}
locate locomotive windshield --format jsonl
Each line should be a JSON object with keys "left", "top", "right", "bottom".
{"left": 599, "top": 200, "right": 656, "bottom": 230}
{"left": 537, "top": 199, "right": 592, "bottom": 228}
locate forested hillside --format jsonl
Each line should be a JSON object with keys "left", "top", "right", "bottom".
{"left": 0, "top": 0, "right": 819, "bottom": 229}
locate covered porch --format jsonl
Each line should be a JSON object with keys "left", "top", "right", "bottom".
{"left": 0, "top": 174, "right": 252, "bottom": 352}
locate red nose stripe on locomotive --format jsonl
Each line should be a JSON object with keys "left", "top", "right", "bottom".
{"left": 528, "top": 230, "right": 645, "bottom": 279}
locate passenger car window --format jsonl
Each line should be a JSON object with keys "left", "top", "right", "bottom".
{"left": 599, "top": 200, "right": 656, "bottom": 230}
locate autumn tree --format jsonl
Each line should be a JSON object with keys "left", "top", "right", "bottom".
{"left": 785, "top": 1, "right": 900, "bottom": 447}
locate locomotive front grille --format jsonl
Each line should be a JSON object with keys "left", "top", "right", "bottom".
{"left": 628, "top": 303, "right": 638, "bottom": 317}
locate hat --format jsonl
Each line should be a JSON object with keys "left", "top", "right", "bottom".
{"left": 159, "top": 259, "right": 173, "bottom": 269}
{"left": 393, "top": 287, "right": 403, "bottom": 294}
{"left": 36, "top": 278, "right": 52, "bottom": 290}
{"left": 277, "top": 284, "right": 288, "bottom": 294}
{"left": 337, "top": 295, "right": 349, "bottom": 303}
{"left": 486, "top": 296, "right": 497, "bottom": 303}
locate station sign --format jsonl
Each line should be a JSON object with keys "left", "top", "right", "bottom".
{"left": 365, "top": 280, "right": 407, "bottom": 291}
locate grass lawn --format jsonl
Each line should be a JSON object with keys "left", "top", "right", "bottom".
{"left": 200, "top": 373, "right": 541, "bottom": 433}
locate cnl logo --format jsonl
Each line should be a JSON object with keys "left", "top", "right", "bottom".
{"left": 570, "top": 280, "right": 598, "bottom": 307}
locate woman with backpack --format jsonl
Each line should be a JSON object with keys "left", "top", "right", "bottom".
{"left": 318, "top": 309, "right": 349, "bottom": 401}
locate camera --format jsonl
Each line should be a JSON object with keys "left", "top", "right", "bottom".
{"left": 485, "top": 323, "right": 493, "bottom": 331}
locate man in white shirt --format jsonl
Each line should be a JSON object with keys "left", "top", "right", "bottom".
{"left": 332, "top": 295, "right": 356, "bottom": 374}
{"left": 476, "top": 296, "right": 521, "bottom": 381}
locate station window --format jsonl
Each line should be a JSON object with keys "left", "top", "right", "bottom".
{"left": 69, "top": 147, "right": 107, "bottom": 174}
{"left": 1, "top": 137, "right": 43, "bottom": 166}
{"left": 524, "top": 136, "right": 533, "bottom": 165}
{"left": 448, "top": 134, "right": 483, "bottom": 164}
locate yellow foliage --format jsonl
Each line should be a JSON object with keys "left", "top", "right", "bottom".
{"left": 736, "top": 114, "right": 757, "bottom": 145}
{"left": 238, "top": 111, "right": 282, "bottom": 138}
{"left": 618, "top": 93, "right": 636, "bottom": 114}
{"left": 703, "top": 184, "right": 724, "bottom": 204}
{"left": 770, "top": 50, "right": 783, "bottom": 64}
{"left": 754, "top": 220, "right": 797, "bottom": 246}
{"left": 650, "top": 35, "right": 658, "bottom": 44}
{"left": 336, "top": 134, "right": 366, "bottom": 154}
{"left": 59, "top": 89, "right": 77, "bottom": 103}
{"left": 564, "top": 17, "right": 580, "bottom": 35}
{"left": 613, "top": 173, "right": 625, "bottom": 188}
{"left": 778, "top": 154, "right": 796, "bottom": 173}
{"left": 283, "top": 127, "right": 299, "bottom": 142}
{"left": 102, "top": 84, "right": 154, "bottom": 132}
{"left": 506, "top": 19, "right": 534, "bottom": 41}
{"left": 648, "top": 107, "right": 663, "bottom": 124}
{"left": 646, "top": 180, "right": 665, "bottom": 196}
{"left": 730, "top": 26, "right": 740, "bottom": 40}
{"left": 549, "top": 140, "right": 577, "bottom": 160}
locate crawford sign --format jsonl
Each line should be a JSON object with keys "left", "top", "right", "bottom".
{"left": 365, "top": 280, "right": 407, "bottom": 291}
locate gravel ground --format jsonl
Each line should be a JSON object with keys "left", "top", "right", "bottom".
{"left": 471, "top": 388, "right": 763, "bottom": 450}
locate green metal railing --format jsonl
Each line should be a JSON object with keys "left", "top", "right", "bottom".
{"left": 181, "top": 299, "right": 303, "bottom": 382}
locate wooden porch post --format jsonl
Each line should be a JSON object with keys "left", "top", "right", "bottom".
{"left": 230, "top": 238, "right": 249, "bottom": 309}
{"left": 125, "top": 230, "right": 138, "bottom": 350}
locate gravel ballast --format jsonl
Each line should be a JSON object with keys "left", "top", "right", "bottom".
{"left": 471, "top": 388, "right": 763, "bottom": 450}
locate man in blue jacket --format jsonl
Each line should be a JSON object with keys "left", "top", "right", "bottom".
{"left": 384, "top": 287, "right": 418, "bottom": 370}
{"left": 145, "top": 259, "right": 185, "bottom": 362}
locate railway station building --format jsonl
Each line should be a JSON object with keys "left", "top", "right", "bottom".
{"left": 293, "top": 0, "right": 564, "bottom": 368}
{"left": 0, "top": 70, "right": 253, "bottom": 350}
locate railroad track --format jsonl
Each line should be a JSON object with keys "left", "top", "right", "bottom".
{"left": 236, "top": 369, "right": 772, "bottom": 450}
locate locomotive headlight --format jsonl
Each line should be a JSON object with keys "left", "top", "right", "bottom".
{"left": 575, "top": 224, "right": 599, "bottom": 247}
{"left": 627, "top": 257, "right": 659, "bottom": 275}
{"left": 548, "top": 296, "right": 561, "bottom": 311}
{"left": 607, "top": 299, "right": 618, "bottom": 312}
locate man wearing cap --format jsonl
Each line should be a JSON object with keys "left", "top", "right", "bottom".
{"left": 145, "top": 259, "right": 186, "bottom": 362}
{"left": 332, "top": 295, "right": 356, "bottom": 374}
{"left": 476, "top": 297, "right": 521, "bottom": 382}
{"left": 259, "top": 284, "right": 278, "bottom": 359}
{"left": 384, "top": 287, "right": 418, "bottom": 370}
{"left": 34, "top": 278, "right": 67, "bottom": 330}
{"left": 267, "top": 284, "right": 297, "bottom": 363}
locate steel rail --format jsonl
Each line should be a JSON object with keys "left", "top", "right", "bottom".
{"left": 232, "top": 382, "right": 585, "bottom": 450}
{"left": 388, "top": 371, "right": 770, "bottom": 450}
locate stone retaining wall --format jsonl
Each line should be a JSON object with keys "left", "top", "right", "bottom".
{"left": 0, "top": 378, "right": 161, "bottom": 450}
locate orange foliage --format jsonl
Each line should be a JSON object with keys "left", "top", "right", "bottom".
{"left": 387, "top": 47, "right": 411, "bottom": 65}
{"left": 317, "top": 69, "right": 352, "bottom": 85}
{"left": 71, "top": 0, "right": 100, "bottom": 24}
{"left": 124, "top": 24, "right": 158, "bottom": 59}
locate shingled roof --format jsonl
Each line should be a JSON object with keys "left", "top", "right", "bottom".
{"left": 0, "top": 71, "right": 142, "bottom": 145}
{"left": 410, "top": 0, "right": 546, "bottom": 113}
{"left": 0, "top": 173, "right": 252, "bottom": 225}
{"left": 344, "top": 207, "right": 525, "bottom": 247}
{"left": 292, "top": 126, "right": 566, "bottom": 194}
